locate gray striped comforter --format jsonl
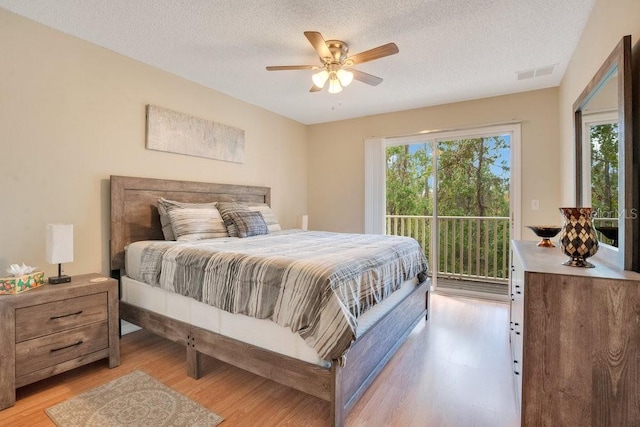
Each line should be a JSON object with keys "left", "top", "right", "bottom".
{"left": 134, "top": 230, "right": 428, "bottom": 361}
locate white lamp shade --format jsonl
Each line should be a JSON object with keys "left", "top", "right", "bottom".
{"left": 337, "top": 69, "right": 353, "bottom": 87}
{"left": 312, "top": 70, "right": 329, "bottom": 88}
{"left": 328, "top": 76, "right": 343, "bottom": 94}
{"left": 46, "top": 223, "right": 74, "bottom": 264}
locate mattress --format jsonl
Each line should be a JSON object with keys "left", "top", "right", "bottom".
{"left": 123, "top": 240, "right": 420, "bottom": 367}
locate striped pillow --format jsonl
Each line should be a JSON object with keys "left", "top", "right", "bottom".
{"left": 247, "top": 203, "right": 282, "bottom": 232}
{"left": 156, "top": 199, "right": 177, "bottom": 240}
{"left": 228, "top": 211, "right": 269, "bottom": 238}
{"left": 158, "top": 197, "right": 235, "bottom": 240}
{"left": 162, "top": 199, "right": 229, "bottom": 241}
{"left": 216, "top": 202, "right": 250, "bottom": 237}
{"left": 217, "top": 202, "right": 282, "bottom": 236}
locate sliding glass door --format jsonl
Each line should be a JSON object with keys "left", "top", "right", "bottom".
{"left": 385, "top": 125, "right": 519, "bottom": 299}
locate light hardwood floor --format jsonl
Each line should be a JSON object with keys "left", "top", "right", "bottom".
{"left": 0, "top": 294, "right": 519, "bottom": 426}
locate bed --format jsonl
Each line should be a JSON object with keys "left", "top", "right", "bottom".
{"left": 110, "top": 175, "right": 430, "bottom": 426}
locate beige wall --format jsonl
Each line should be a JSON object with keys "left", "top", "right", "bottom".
{"left": 0, "top": 9, "right": 308, "bottom": 277}
{"left": 308, "top": 88, "right": 560, "bottom": 237}
{"left": 559, "top": 0, "right": 640, "bottom": 204}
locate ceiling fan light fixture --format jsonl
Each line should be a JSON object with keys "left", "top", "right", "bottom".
{"left": 328, "top": 74, "right": 342, "bottom": 94}
{"left": 337, "top": 69, "right": 353, "bottom": 87}
{"left": 267, "top": 31, "right": 399, "bottom": 94}
{"left": 312, "top": 70, "right": 330, "bottom": 88}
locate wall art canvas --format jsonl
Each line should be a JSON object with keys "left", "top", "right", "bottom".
{"left": 146, "top": 105, "right": 245, "bottom": 163}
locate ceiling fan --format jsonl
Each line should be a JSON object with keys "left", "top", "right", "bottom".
{"left": 266, "top": 31, "right": 399, "bottom": 94}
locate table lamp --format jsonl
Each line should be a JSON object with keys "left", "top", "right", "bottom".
{"left": 46, "top": 223, "right": 73, "bottom": 284}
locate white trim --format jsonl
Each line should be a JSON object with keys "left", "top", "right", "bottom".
{"left": 580, "top": 111, "right": 618, "bottom": 207}
{"left": 364, "top": 138, "right": 386, "bottom": 234}
{"left": 511, "top": 123, "right": 522, "bottom": 241}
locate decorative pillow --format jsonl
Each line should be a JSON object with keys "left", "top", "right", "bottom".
{"left": 228, "top": 210, "right": 269, "bottom": 238}
{"left": 216, "top": 201, "right": 250, "bottom": 237}
{"left": 157, "top": 198, "right": 178, "bottom": 240}
{"left": 162, "top": 199, "right": 229, "bottom": 241}
{"left": 247, "top": 203, "right": 282, "bottom": 232}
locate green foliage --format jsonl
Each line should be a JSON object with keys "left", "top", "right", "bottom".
{"left": 386, "top": 145, "right": 432, "bottom": 215}
{"left": 386, "top": 137, "right": 511, "bottom": 281}
{"left": 590, "top": 123, "right": 618, "bottom": 218}
{"left": 436, "top": 137, "right": 510, "bottom": 217}
{"left": 386, "top": 137, "right": 510, "bottom": 217}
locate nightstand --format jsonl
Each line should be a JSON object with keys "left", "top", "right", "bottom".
{"left": 0, "top": 273, "right": 120, "bottom": 410}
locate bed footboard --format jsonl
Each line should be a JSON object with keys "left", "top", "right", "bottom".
{"left": 331, "top": 278, "right": 429, "bottom": 424}
{"left": 119, "top": 301, "right": 332, "bottom": 400}
{"left": 119, "top": 278, "right": 429, "bottom": 427}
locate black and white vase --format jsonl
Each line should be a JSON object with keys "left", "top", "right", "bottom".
{"left": 558, "top": 207, "right": 599, "bottom": 268}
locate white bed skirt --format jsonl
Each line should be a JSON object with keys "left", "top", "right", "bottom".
{"left": 121, "top": 275, "right": 418, "bottom": 368}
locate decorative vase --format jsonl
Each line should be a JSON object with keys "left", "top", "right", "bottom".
{"left": 526, "top": 226, "right": 562, "bottom": 247}
{"left": 558, "top": 207, "right": 599, "bottom": 268}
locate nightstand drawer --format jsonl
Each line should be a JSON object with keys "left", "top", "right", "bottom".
{"left": 15, "top": 321, "right": 109, "bottom": 378}
{"left": 15, "top": 293, "right": 108, "bottom": 342}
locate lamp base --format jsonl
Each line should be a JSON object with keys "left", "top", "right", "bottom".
{"left": 48, "top": 275, "right": 72, "bottom": 284}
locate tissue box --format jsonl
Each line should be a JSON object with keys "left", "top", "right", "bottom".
{"left": 0, "top": 271, "right": 45, "bottom": 295}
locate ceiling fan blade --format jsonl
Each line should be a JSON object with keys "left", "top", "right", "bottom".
{"left": 266, "top": 65, "right": 318, "bottom": 71}
{"left": 347, "top": 43, "right": 399, "bottom": 65}
{"left": 304, "top": 31, "right": 333, "bottom": 60}
{"left": 351, "top": 69, "right": 383, "bottom": 86}
{"left": 310, "top": 85, "right": 323, "bottom": 92}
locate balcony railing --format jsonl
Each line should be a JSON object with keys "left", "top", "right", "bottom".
{"left": 386, "top": 215, "right": 510, "bottom": 284}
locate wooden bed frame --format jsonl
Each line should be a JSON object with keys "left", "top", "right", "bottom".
{"left": 110, "top": 175, "right": 429, "bottom": 426}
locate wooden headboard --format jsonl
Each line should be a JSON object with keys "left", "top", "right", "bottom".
{"left": 110, "top": 175, "right": 271, "bottom": 271}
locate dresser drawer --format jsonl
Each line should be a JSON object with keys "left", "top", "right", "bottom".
{"left": 15, "top": 293, "right": 108, "bottom": 342}
{"left": 15, "top": 321, "right": 109, "bottom": 378}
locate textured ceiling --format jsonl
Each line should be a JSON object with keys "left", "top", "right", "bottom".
{"left": 1, "top": 0, "right": 596, "bottom": 125}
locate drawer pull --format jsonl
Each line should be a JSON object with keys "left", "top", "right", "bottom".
{"left": 514, "top": 370, "right": 520, "bottom": 375}
{"left": 50, "top": 310, "right": 83, "bottom": 320}
{"left": 50, "top": 340, "right": 83, "bottom": 353}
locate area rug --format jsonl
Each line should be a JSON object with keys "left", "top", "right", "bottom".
{"left": 45, "top": 370, "right": 223, "bottom": 427}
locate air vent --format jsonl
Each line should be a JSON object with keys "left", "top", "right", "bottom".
{"left": 517, "top": 70, "right": 535, "bottom": 80}
{"left": 535, "top": 65, "right": 556, "bottom": 77}
{"left": 517, "top": 64, "right": 557, "bottom": 80}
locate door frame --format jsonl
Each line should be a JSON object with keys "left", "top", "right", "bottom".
{"left": 378, "top": 123, "right": 521, "bottom": 297}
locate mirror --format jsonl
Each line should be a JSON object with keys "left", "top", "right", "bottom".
{"left": 582, "top": 71, "right": 619, "bottom": 246}
{"left": 574, "top": 35, "right": 634, "bottom": 270}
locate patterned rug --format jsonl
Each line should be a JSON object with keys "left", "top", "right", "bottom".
{"left": 45, "top": 370, "right": 224, "bottom": 427}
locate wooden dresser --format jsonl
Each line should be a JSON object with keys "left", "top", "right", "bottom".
{"left": 0, "top": 274, "right": 120, "bottom": 410}
{"left": 510, "top": 240, "right": 640, "bottom": 426}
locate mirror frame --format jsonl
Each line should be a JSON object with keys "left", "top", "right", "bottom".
{"left": 574, "top": 35, "right": 633, "bottom": 270}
